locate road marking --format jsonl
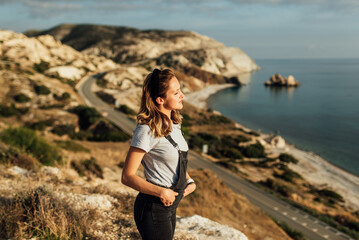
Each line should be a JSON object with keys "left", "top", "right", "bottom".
{"left": 312, "top": 228, "right": 318, "bottom": 232}
{"left": 291, "top": 217, "right": 297, "bottom": 221}
{"left": 301, "top": 222, "right": 307, "bottom": 226}
{"left": 322, "top": 235, "right": 329, "bottom": 239}
{"left": 282, "top": 212, "right": 288, "bottom": 216}
{"left": 274, "top": 207, "right": 279, "bottom": 211}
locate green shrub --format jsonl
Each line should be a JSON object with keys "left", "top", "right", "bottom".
{"left": 0, "top": 104, "right": 28, "bottom": 117}
{"left": 96, "top": 78, "right": 108, "bottom": 87}
{"left": 34, "top": 84, "right": 51, "bottom": 95}
{"left": 13, "top": 93, "right": 31, "bottom": 103}
{"left": 274, "top": 168, "right": 302, "bottom": 182}
{"left": 0, "top": 104, "right": 17, "bottom": 117}
{"left": 208, "top": 115, "right": 232, "bottom": 124}
{"left": 216, "top": 160, "right": 239, "bottom": 173}
{"left": 33, "top": 61, "right": 49, "bottom": 73}
{"left": 26, "top": 119, "right": 55, "bottom": 131}
{"left": 39, "top": 103, "right": 65, "bottom": 109}
{"left": 181, "top": 114, "right": 192, "bottom": 127}
{"left": 55, "top": 140, "right": 90, "bottom": 153}
{"left": 70, "top": 105, "right": 101, "bottom": 130}
{"left": 259, "top": 178, "right": 291, "bottom": 197}
{"left": 95, "top": 91, "right": 116, "bottom": 105}
{"left": 51, "top": 124, "right": 76, "bottom": 136}
{"left": 69, "top": 130, "right": 93, "bottom": 141}
{"left": 116, "top": 104, "right": 137, "bottom": 115}
{"left": 0, "top": 127, "right": 62, "bottom": 165}
{"left": 241, "top": 142, "right": 265, "bottom": 158}
{"left": 279, "top": 153, "right": 299, "bottom": 164}
{"left": 89, "top": 120, "right": 129, "bottom": 142}
{"left": 71, "top": 157, "right": 103, "bottom": 178}
{"left": 316, "top": 188, "right": 344, "bottom": 203}
{"left": 53, "top": 92, "right": 71, "bottom": 101}
{"left": 271, "top": 217, "right": 306, "bottom": 240}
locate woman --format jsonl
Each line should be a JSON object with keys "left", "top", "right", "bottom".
{"left": 121, "top": 68, "right": 196, "bottom": 240}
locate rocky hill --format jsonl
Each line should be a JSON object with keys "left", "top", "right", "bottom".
{"left": 26, "top": 24, "right": 260, "bottom": 83}
{"left": 0, "top": 28, "right": 293, "bottom": 239}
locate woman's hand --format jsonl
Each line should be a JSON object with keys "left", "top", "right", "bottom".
{"left": 183, "top": 183, "right": 196, "bottom": 198}
{"left": 160, "top": 188, "right": 178, "bottom": 206}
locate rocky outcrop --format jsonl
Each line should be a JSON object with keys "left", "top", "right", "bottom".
{"left": 265, "top": 73, "right": 300, "bottom": 87}
{"left": 0, "top": 30, "right": 118, "bottom": 82}
{"left": 176, "top": 215, "right": 248, "bottom": 240}
{"left": 27, "top": 24, "right": 260, "bottom": 83}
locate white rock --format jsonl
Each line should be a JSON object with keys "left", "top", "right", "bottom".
{"left": 8, "top": 166, "right": 28, "bottom": 176}
{"left": 46, "top": 66, "right": 85, "bottom": 80}
{"left": 270, "top": 135, "right": 286, "bottom": 149}
{"left": 286, "top": 75, "right": 297, "bottom": 86}
{"left": 41, "top": 166, "right": 62, "bottom": 178}
{"left": 176, "top": 215, "right": 248, "bottom": 240}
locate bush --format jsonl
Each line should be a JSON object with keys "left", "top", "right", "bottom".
{"left": 116, "top": 104, "right": 137, "bottom": 115}
{"left": 241, "top": 142, "right": 265, "bottom": 158}
{"left": 181, "top": 114, "right": 192, "bottom": 127}
{"left": 71, "top": 157, "right": 103, "bottom": 178}
{"left": 13, "top": 93, "right": 31, "bottom": 103}
{"left": 39, "top": 103, "right": 65, "bottom": 109}
{"left": 274, "top": 168, "right": 302, "bottom": 182}
{"left": 208, "top": 115, "right": 232, "bottom": 124}
{"left": 259, "top": 178, "right": 291, "bottom": 197}
{"left": 33, "top": 61, "right": 49, "bottom": 73}
{"left": 0, "top": 104, "right": 17, "bottom": 117}
{"left": 271, "top": 217, "right": 306, "bottom": 240}
{"left": 279, "top": 153, "right": 299, "bottom": 164}
{"left": 26, "top": 119, "right": 55, "bottom": 131}
{"left": 53, "top": 92, "right": 70, "bottom": 101}
{"left": 0, "top": 147, "right": 40, "bottom": 170}
{"left": 316, "top": 188, "right": 344, "bottom": 203}
{"left": 96, "top": 78, "right": 108, "bottom": 87}
{"left": 34, "top": 84, "right": 51, "bottom": 95}
{"left": 89, "top": 120, "right": 129, "bottom": 142}
{"left": 51, "top": 124, "right": 76, "bottom": 136}
{"left": 0, "top": 127, "right": 62, "bottom": 165}
{"left": 216, "top": 160, "right": 239, "bottom": 173}
{"left": 55, "top": 140, "right": 90, "bottom": 153}
{"left": 95, "top": 91, "right": 116, "bottom": 105}
{"left": 70, "top": 105, "right": 101, "bottom": 130}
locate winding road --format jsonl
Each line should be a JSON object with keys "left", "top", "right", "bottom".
{"left": 77, "top": 75, "right": 354, "bottom": 240}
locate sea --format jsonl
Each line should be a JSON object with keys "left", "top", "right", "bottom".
{"left": 207, "top": 58, "right": 359, "bottom": 177}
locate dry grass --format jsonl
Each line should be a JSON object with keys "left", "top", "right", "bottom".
{"left": 0, "top": 187, "right": 91, "bottom": 239}
{"left": 177, "top": 169, "right": 292, "bottom": 240}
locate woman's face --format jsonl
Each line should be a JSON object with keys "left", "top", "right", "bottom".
{"left": 162, "top": 76, "right": 184, "bottom": 111}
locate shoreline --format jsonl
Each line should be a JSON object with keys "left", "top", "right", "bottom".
{"left": 185, "top": 84, "right": 359, "bottom": 211}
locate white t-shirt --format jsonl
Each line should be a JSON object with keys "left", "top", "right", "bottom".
{"left": 130, "top": 123, "right": 189, "bottom": 187}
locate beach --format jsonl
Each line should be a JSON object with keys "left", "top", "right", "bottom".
{"left": 186, "top": 84, "right": 359, "bottom": 211}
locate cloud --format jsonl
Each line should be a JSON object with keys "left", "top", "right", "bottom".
{"left": 229, "top": 0, "right": 359, "bottom": 13}
{"left": 1, "top": 0, "right": 358, "bottom": 20}
{"left": 23, "top": 1, "right": 83, "bottom": 18}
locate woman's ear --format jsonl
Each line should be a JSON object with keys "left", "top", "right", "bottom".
{"left": 156, "top": 97, "right": 164, "bottom": 105}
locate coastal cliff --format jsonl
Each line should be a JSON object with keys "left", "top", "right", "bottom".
{"left": 26, "top": 24, "right": 260, "bottom": 83}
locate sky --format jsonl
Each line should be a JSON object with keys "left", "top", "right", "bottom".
{"left": 0, "top": 0, "right": 359, "bottom": 59}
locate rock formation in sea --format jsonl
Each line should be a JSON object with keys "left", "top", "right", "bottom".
{"left": 265, "top": 73, "right": 300, "bottom": 87}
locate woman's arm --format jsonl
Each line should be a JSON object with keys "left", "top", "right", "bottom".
{"left": 121, "top": 146, "right": 178, "bottom": 206}
{"left": 183, "top": 172, "right": 196, "bottom": 197}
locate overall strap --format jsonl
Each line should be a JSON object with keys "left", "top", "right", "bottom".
{"left": 165, "top": 135, "right": 181, "bottom": 151}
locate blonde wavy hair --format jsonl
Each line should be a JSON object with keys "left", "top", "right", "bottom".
{"left": 137, "top": 68, "right": 182, "bottom": 137}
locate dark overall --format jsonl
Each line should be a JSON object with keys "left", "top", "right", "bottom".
{"left": 134, "top": 135, "right": 188, "bottom": 240}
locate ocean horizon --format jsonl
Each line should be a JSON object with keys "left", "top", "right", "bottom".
{"left": 207, "top": 58, "right": 359, "bottom": 177}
